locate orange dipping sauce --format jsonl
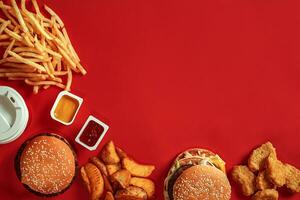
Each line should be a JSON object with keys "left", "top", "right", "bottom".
{"left": 54, "top": 95, "right": 79, "bottom": 123}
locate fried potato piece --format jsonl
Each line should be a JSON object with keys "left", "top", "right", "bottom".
{"left": 103, "top": 174, "right": 114, "bottom": 193}
{"left": 252, "top": 189, "right": 279, "bottom": 200}
{"left": 122, "top": 157, "right": 155, "bottom": 177}
{"left": 100, "top": 141, "right": 120, "bottom": 164}
{"left": 107, "top": 163, "right": 121, "bottom": 176}
{"left": 256, "top": 170, "right": 275, "bottom": 190}
{"left": 130, "top": 177, "right": 155, "bottom": 198}
{"left": 110, "top": 169, "right": 131, "bottom": 189}
{"left": 116, "top": 147, "right": 128, "bottom": 159}
{"left": 232, "top": 165, "right": 257, "bottom": 196}
{"left": 285, "top": 164, "right": 300, "bottom": 193}
{"left": 84, "top": 163, "right": 105, "bottom": 200}
{"left": 104, "top": 191, "right": 115, "bottom": 200}
{"left": 248, "top": 142, "right": 277, "bottom": 172}
{"left": 115, "top": 186, "right": 147, "bottom": 200}
{"left": 266, "top": 154, "right": 286, "bottom": 187}
{"left": 80, "top": 166, "right": 91, "bottom": 193}
{"left": 89, "top": 156, "right": 108, "bottom": 176}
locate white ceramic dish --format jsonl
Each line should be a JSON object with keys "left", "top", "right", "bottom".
{"left": 75, "top": 115, "right": 109, "bottom": 151}
{"left": 0, "top": 86, "right": 29, "bottom": 144}
{"left": 50, "top": 91, "right": 83, "bottom": 125}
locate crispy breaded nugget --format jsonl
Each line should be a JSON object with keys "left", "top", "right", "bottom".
{"left": 266, "top": 154, "right": 286, "bottom": 187}
{"left": 232, "top": 165, "right": 257, "bottom": 196}
{"left": 256, "top": 170, "right": 275, "bottom": 190}
{"left": 248, "top": 142, "right": 276, "bottom": 172}
{"left": 285, "top": 164, "right": 300, "bottom": 193}
{"left": 252, "top": 189, "right": 279, "bottom": 200}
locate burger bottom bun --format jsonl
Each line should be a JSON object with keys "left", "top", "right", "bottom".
{"left": 173, "top": 165, "right": 231, "bottom": 200}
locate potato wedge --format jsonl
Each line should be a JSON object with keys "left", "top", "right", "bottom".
{"left": 84, "top": 163, "right": 105, "bottom": 200}
{"left": 103, "top": 174, "right": 114, "bottom": 193}
{"left": 115, "top": 186, "right": 147, "bottom": 200}
{"left": 116, "top": 147, "right": 128, "bottom": 159}
{"left": 80, "top": 166, "right": 91, "bottom": 193}
{"left": 130, "top": 177, "right": 155, "bottom": 198}
{"left": 122, "top": 157, "right": 155, "bottom": 177}
{"left": 110, "top": 169, "right": 131, "bottom": 189}
{"left": 107, "top": 163, "right": 121, "bottom": 176}
{"left": 104, "top": 191, "right": 115, "bottom": 200}
{"left": 100, "top": 141, "right": 120, "bottom": 164}
{"left": 89, "top": 156, "right": 108, "bottom": 176}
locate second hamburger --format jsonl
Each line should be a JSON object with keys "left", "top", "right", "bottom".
{"left": 164, "top": 148, "right": 231, "bottom": 200}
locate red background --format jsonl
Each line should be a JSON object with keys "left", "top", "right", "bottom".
{"left": 1, "top": 0, "right": 300, "bottom": 199}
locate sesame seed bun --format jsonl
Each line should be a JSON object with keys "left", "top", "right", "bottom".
{"left": 15, "top": 133, "right": 77, "bottom": 197}
{"left": 164, "top": 148, "right": 231, "bottom": 200}
{"left": 173, "top": 165, "right": 231, "bottom": 200}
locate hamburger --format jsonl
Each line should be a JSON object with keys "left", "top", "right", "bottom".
{"left": 15, "top": 133, "right": 77, "bottom": 197}
{"left": 164, "top": 148, "right": 231, "bottom": 200}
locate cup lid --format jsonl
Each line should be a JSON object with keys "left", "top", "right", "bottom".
{"left": 0, "top": 86, "right": 29, "bottom": 143}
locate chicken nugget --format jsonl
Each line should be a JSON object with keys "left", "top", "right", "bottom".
{"left": 248, "top": 142, "right": 277, "bottom": 172}
{"left": 252, "top": 189, "right": 279, "bottom": 200}
{"left": 266, "top": 154, "right": 286, "bottom": 187}
{"left": 256, "top": 170, "right": 275, "bottom": 190}
{"left": 285, "top": 164, "right": 300, "bottom": 193}
{"left": 232, "top": 165, "right": 257, "bottom": 196}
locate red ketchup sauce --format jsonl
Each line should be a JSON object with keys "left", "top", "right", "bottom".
{"left": 79, "top": 120, "right": 104, "bottom": 147}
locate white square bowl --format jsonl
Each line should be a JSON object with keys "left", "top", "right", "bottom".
{"left": 50, "top": 91, "right": 83, "bottom": 125}
{"left": 75, "top": 115, "right": 109, "bottom": 151}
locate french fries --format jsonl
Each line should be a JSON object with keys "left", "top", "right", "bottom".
{"left": 0, "top": 0, "right": 86, "bottom": 94}
{"left": 80, "top": 141, "right": 156, "bottom": 199}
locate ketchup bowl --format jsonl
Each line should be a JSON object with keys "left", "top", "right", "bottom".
{"left": 75, "top": 115, "right": 109, "bottom": 151}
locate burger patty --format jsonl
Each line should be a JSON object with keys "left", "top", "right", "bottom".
{"left": 167, "top": 164, "right": 193, "bottom": 200}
